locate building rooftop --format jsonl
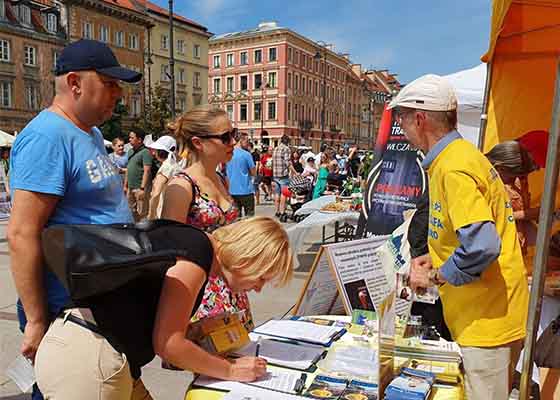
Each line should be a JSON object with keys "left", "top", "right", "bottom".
{"left": 212, "top": 21, "right": 284, "bottom": 41}
{"left": 143, "top": 0, "right": 209, "bottom": 32}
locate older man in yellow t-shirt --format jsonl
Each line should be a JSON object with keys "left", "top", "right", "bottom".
{"left": 388, "top": 74, "right": 529, "bottom": 400}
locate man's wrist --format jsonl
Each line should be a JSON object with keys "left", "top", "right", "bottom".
{"left": 428, "top": 269, "right": 446, "bottom": 286}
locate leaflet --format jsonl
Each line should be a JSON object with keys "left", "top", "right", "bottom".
{"left": 194, "top": 369, "right": 303, "bottom": 394}
{"left": 234, "top": 334, "right": 324, "bottom": 370}
{"left": 253, "top": 320, "right": 345, "bottom": 346}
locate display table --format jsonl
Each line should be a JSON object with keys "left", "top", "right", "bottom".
{"left": 184, "top": 316, "right": 464, "bottom": 400}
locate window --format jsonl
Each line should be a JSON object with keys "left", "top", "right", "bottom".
{"left": 24, "top": 46, "right": 36, "bottom": 66}
{"left": 129, "top": 34, "right": 138, "bottom": 50}
{"left": 193, "top": 71, "right": 201, "bottom": 88}
{"left": 240, "top": 104, "right": 247, "bottom": 121}
{"left": 18, "top": 5, "right": 31, "bottom": 25}
{"left": 240, "top": 75, "right": 248, "bottom": 91}
{"left": 213, "top": 55, "right": 221, "bottom": 69}
{"left": 178, "top": 68, "right": 185, "bottom": 84}
{"left": 25, "top": 85, "right": 39, "bottom": 110}
{"left": 161, "top": 34, "right": 169, "bottom": 50}
{"left": 0, "top": 40, "right": 9, "bottom": 62}
{"left": 268, "top": 47, "right": 277, "bottom": 62}
{"left": 115, "top": 31, "right": 124, "bottom": 47}
{"left": 268, "top": 102, "right": 276, "bottom": 120}
{"left": 177, "top": 39, "right": 185, "bottom": 54}
{"left": 160, "top": 64, "right": 169, "bottom": 81}
{"left": 0, "top": 81, "right": 11, "bottom": 107}
{"left": 287, "top": 72, "right": 291, "bottom": 89}
{"left": 47, "top": 14, "right": 57, "bottom": 32}
{"left": 193, "top": 44, "right": 200, "bottom": 58}
{"left": 254, "top": 49, "right": 262, "bottom": 64}
{"left": 287, "top": 102, "right": 291, "bottom": 121}
{"left": 131, "top": 96, "right": 141, "bottom": 116}
{"left": 0, "top": 0, "right": 5, "bottom": 19}
{"left": 53, "top": 51, "right": 58, "bottom": 69}
{"left": 268, "top": 72, "right": 277, "bottom": 88}
{"left": 178, "top": 97, "right": 186, "bottom": 112}
{"left": 82, "top": 22, "right": 93, "bottom": 39}
{"left": 226, "top": 53, "right": 233, "bottom": 67}
{"left": 254, "top": 74, "right": 262, "bottom": 90}
{"left": 226, "top": 104, "right": 233, "bottom": 121}
{"left": 288, "top": 47, "right": 292, "bottom": 63}
{"left": 294, "top": 75, "right": 299, "bottom": 91}
{"left": 213, "top": 78, "right": 221, "bottom": 94}
{"left": 254, "top": 102, "right": 262, "bottom": 121}
{"left": 226, "top": 76, "right": 234, "bottom": 93}
{"left": 99, "top": 25, "right": 109, "bottom": 43}
{"left": 240, "top": 51, "right": 248, "bottom": 65}
{"left": 302, "top": 77, "right": 306, "bottom": 94}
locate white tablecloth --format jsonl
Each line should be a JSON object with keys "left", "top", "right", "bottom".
{"left": 287, "top": 209, "right": 361, "bottom": 270}
{"left": 294, "top": 195, "right": 336, "bottom": 216}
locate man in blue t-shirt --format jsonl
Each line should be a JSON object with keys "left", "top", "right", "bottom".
{"left": 7, "top": 39, "right": 141, "bottom": 399}
{"left": 226, "top": 132, "right": 256, "bottom": 216}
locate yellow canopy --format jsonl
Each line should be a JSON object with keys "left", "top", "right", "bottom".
{"left": 482, "top": 0, "right": 560, "bottom": 208}
{"left": 482, "top": 0, "right": 560, "bottom": 269}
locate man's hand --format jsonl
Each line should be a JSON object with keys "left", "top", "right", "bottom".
{"left": 410, "top": 253, "right": 433, "bottom": 293}
{"left": 136, "top": 189, "right": 145, "bottom": 201}
{"left": 21, "top": 320, "right": 48, "bottom": 362}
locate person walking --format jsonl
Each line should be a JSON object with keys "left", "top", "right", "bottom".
{"left": 108, "top": 136, "right": 128, "bottom": 177}
{"left": 272, "top": 135, "right": 296, "bottom": 221}
{"left": 226, "top": 132, "right": 256, "bottom": 217}
{"left": 147, "top": 135, "right": 181, "bottom": 219}
{"left": 391, "top": 74, "right": 529, "bottom": 400}
{"left": 125, "top": 127, "right": 153, "bottom": 221}
{"left": 7, "top": 39, "right": 145, "bottom": 399}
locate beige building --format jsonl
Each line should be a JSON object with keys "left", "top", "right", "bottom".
{"left": 144, "top": 1, "right": 211, "bottom": 113}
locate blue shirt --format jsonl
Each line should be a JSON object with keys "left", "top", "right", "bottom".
{"left": 226, "top": 147, "right": 255, "bottom": 196}
{"left": 422, "top": 130, "right": 501, "bottom": 286}
{"left": 10, "top": 110, "right": 133, "bottom": 314}
{"left": 109, "top": 152, "right": 128, "bottom": 169}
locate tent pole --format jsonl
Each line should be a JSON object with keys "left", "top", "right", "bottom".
{"left": 477, "top": 63, "right": 493, "bottom": 150}
{"left": 519, "top": 60, "right": 560, "bottom": 400}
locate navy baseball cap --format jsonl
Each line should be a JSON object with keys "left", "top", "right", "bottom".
{"left": 55, "top": 39, "right": 142, "bottom": 83}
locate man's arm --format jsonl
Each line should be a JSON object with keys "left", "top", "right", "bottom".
{"left": 7, "top": 190, "right": 59, "bottom": 360}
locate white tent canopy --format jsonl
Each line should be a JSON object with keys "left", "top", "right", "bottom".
{"left": 0, "top": 129, "right": 15, "bottom": 147}
{"left": 443, "top": 63, "right": 486, "bottom": 146}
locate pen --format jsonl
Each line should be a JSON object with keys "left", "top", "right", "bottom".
{"left": 255, "top": 336, "right": 262, "bottom": 358}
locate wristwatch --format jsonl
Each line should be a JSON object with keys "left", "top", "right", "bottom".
{"left": 428, "top": 269, "right": 446, "bottom": 286}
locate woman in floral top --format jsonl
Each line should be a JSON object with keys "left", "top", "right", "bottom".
{"left": 162, "top": 106, "right": 253, "bottom": 330}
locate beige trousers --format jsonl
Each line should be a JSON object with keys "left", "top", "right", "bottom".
{"left": 128, "top": 188, "right": 151, "bottom": 222}
{"left": 462, "top": 339, "right": 523, "bottom": 400}
{"left": 35, "top": 309, "right": 152, "bottom": 400}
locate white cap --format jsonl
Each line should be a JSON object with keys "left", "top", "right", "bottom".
{"left": 388, "top": 74, "right": 457, "bottom": 111}
{"left": 147, "top": 135, "right": 176, "bottom": 153}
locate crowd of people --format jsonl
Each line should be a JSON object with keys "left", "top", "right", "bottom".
{"left": 7, "top": 38, "right": 559, "bottom": 400}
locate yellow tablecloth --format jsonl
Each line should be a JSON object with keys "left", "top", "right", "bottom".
{"left": 185, "top": 316, "right": 464, "bottom": 400}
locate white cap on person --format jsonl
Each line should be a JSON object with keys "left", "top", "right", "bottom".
{"left": 388, "top": 74, "right": 458, "bottom": 111}
{"left": 147, "top": 135, "right": 176, "bottom": 153}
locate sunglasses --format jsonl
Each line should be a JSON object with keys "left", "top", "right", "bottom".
{"left": 197, "top": 128, "right": 239, "bottom": 144}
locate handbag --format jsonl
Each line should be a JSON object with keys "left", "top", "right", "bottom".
{"left": 535, "top": 314, "right": 560, "bottom": 368}
{"left": 42, "top": 219, "right": 210, "bottom": 301}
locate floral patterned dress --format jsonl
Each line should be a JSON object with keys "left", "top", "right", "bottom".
{"left": 176, "top": 172, "right": 253, "bottom": 330}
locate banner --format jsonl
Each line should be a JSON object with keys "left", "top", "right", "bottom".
{"left": 363, "top": 105, "right": 427, "bottom": 235}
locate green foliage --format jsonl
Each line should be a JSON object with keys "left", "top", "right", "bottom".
{"left": 100, "top": 102, "right": 128, "bottom": 141}
{"left": 136, "top": 84, "right": 172, "bottom": 138}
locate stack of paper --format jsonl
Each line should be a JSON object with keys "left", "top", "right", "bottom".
{"left": 385, "top": 368, "right": 436, "bottom": 400}
{"left": 253, "top": 320, "right": 345, "bottom": 346}
{"left": 233, "top": 334, "right": 325, "bottom": 370}
{"left": 193, "top": 369, "right": 303, "bottom": 394}
{"left": 394, "top": 338, "right": 462, "bottom": 364}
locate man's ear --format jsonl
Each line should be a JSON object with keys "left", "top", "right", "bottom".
{"left": 66, "top": 72, "right": 82, "bottom": 95}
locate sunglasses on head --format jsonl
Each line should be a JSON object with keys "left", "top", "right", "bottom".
{"left": 197, "top": 128, "right": 239, "bottom": 144}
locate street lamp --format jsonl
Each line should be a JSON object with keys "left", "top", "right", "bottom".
{"left": 260, "top": 74, "right": 270, "bottom": 143}
{"left": 314, "top": 41, "right": 328, "bottom": 147}
{"left": 168, "top": 0, "right": 176, "bottom": 119}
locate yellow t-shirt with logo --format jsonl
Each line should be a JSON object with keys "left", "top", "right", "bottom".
{"left": 428, "top": 139, "right": 529, "bottom": 347}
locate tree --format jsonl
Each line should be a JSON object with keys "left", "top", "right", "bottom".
{"left": 100, "top": 101, "right": 128, "bottom": 142}
{"left": 137, "top": 84, "right": 172, "bottom": 138}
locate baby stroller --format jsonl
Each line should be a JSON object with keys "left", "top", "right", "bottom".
{"left": 286, "top": 175, "right": 313, "bottom": 222}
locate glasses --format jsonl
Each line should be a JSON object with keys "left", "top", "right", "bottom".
{"left": 197, "top": 128, "right": 239, "bottom": 145}
{"left": 395, "top": 108, "right": 417, "bottom": 125}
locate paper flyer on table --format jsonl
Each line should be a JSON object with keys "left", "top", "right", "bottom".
{"left": 194, "top": 369, "right": 303, "bottom": 394}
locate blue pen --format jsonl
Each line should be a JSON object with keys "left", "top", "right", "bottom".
{"left": 255, "top": 336, "right": 262, "bottom": 358}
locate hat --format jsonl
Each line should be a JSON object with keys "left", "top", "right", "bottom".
{"left": 55, "top": 39, "right": 142, "bottom": 83}
{"left": 147, "top": 135, "right": 176, "bottom": 153}
{"left": 388, "top": 74, "right": 457, "bottom": 111}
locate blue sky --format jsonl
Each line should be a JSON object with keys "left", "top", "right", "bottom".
{"left": 152, "top": 0, "right": 492, "bottom": 84}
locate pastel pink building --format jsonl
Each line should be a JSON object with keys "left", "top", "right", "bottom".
{"left": 208, "top": 21, "right": 359, "bottom": 151}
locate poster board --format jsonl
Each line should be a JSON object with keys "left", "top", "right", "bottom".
{"left": 0, "top": 167, "right": 11, "bottom": 220}
{"left": 294, "top": 215, "right": 426, "bottom": 318}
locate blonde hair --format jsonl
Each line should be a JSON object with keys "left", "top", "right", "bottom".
{"left": 213, "top": 216, "right": 293, "bottom": 287}
{"left": 167, "top": 105, "right": 228, "bottom": 157}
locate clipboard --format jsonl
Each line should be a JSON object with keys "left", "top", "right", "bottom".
{"left": 252, "top": 319, "right": 347, "bottom": 347}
